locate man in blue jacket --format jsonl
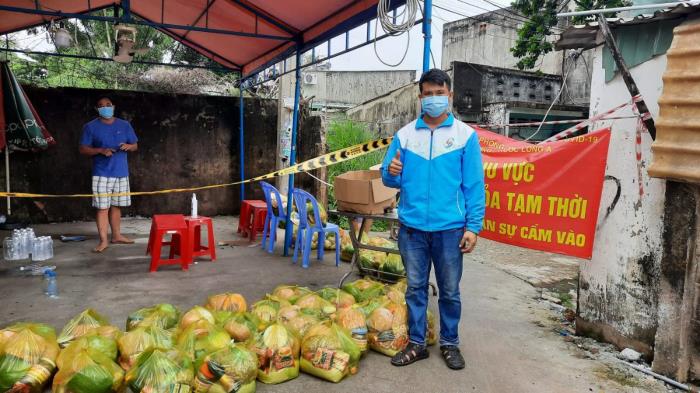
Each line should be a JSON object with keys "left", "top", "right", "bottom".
{"left": 382, "top": 69, "right": 485, "bottom": 370}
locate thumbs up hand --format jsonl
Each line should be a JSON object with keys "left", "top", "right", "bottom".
{"left": 389, "top": 149, "right": 403, "bottom": 176}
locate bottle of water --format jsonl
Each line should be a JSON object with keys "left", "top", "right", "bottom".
{"left": 191, "top": 193, "right": 198, "bottom": 218}
{"left": 44, "top": 270, "right": 58, "bottom": 298}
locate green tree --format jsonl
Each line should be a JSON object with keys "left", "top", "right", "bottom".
{"left": 510, "top": 0, "right": 628, "bottom": 70}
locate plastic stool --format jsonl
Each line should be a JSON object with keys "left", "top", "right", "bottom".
{"left": 238, "top": 200, "right": 267, "bottom": 236}
{"left": 146, "top": 214, "right": 191, "bottom": 272}
{"left": 185, "top": 216, "right": 216, "bottom": 262}
{"left": 248, "top": 207, "right": 267, "bottom": 242}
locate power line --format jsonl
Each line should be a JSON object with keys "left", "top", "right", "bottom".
{"left": 454, "top": 0, "right": 530, "bottom": 24}
{"left": 432, "top": 2, "right": 518, "bottom": 30}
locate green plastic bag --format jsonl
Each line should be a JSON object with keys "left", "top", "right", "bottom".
{"left": 271, "top": 285, "right": 312, "bottom": 305}
{"left": 180, "top": 306, "right": 216, "bottom": 330}
{"left": 123, "top": 348, "right": 193, "bottom": 393}
{"left": 381, "top": 254, "right": 406, "bottom": 280}
{"left": 300, "top": 321, "right": 361, "bottom": 383}
{"left": 57, "top": 309, "right": 110, "bottom": 348}
{"left": 250, "top": 296, "right": 290, "bottom": 330}
{"left": 0, "top": 323, "right": 60, "bottom": 393}
{"left": 335, "top": 306, "right": 368, "bottom": 354}
{"left": 277, "top": 305, "right": 320, "bottom": 338}
{"left": 192, "top": 344, "right": 257, "bottom": 393}
{"left": 294, "top": 293, "right": 336, "bottom": 318}
{"left": 221, "top": 312, "right": 260, "bottom": 344}
{"left": 52, "top": 344, "right": 124, "bottom": 393}
{"left": 366, "top": 301, "right": 409, "bottom": 357}
{"left": 117, "top": 325, "right": 173, "bottom": 371}
{"left": 126, "top": 304, "right": 180, "bottom": 331}
{"left": 250, "top": 323, "right": 299, "bottom": 384}
{"left": 342, "top": 278, "right": 386, "bottom": 303}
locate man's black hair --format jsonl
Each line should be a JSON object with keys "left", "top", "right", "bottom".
{"left": 95, "top": 96, "right": 112, "bottom": 106}
{"left": 419, "top": 69, "right": 451, "bottom": 92}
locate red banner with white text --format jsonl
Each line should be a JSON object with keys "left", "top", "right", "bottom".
{"left": 475, "top": 127, "right": 611, "bottom": 259}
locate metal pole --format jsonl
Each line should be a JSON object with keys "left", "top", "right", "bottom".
{"left": 422, "top": 0, "right": 432, "bottom": 72}
{"left": 598, "top": 15, "right": 656, "bottom": 139}
{"left": 557, "top": 1, "right": 699, "bottom": 17}
{"left": 283, "top": 47, "right": 302, "bottom": 257}
{"left": 5, "top": 147, "right": 9, "bottom": 216}
{"left": 239, "top": 79, "right": 245, "bottom": 202}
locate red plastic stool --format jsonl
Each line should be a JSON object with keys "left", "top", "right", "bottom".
{"left": 146, "top": 214, "right": 191, "bottom": 272}
{"left": 248, "top": 206, "right": 268, "bottom": 242}
{"left": 185, "top": 216, "right": 216, "bottom": 262}
{"left": 237, "top": 200, "right": 267, "bottom": 236}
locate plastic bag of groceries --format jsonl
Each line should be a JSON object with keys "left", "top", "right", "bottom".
{"left": 117, "top": 325, "right": 173, "bottom": 371}
{"left": 339, "top": 230, "right": 354, "bottom": 262}
{"left": 358, "top": 250, "right": 385, "bottom": 271}
{"left": 205, "top": 293, "right": 247, "bottom": 313}
{"left": 250, "top": 296, "right": 290, "bottom": 330}
{"left": 249, "top": 322, "right": 300, "bottom": 384}
{"left": 192, "top": 343, "right": 257, "bottom": 393}
{"left": 277, "top": 305, "right": 320, "bottom": 338}
{"left": 366, "top": 301, "right": 409, "bottom": 357}
{"left": 52, "top": 338, "right": 124, "bottom": 393}
{"left": 57, "top": 309, "right": 110, "bottom": 348}
{"left": 0, "top": 323, "right": 60, "bottom": 393}
{"left": 272, "top": 285, "right": 312, "bottom": 305}
{"left": 384, "top": 282, "right": 406, "bottom": 304}
{"left": 342, "top": 278, "right": 386, "bottom": 303}
{"left": 123, "top": 348, "right": 193, "bottom": 393}
{"left": 380, "top": 254, "right": 406, "bottom": 281}
{"left": 300, "top": 321, "right": 361, "bottom": 383}
{"left": 427, "top": 309, "right": 437, "bottom": 347}
{"left": 126, "top": 304, "right": 180, "bottom": 331}
{"left": 220, "top": 312, "right": 260, "bottom": 343}
{"left": 335, "top": 306, "right": 368, "bottom": 354}
{"left": 294, "top": 293, "right": 336, "bottom": 319}
{"left": 180, "top": 306, "right": 216, "bottom": 330}
{"left": 176, "top": 321, "right": 231, "bottom": 364}
{"left": 317, "top": 287, "right": 356, "bottom": 310}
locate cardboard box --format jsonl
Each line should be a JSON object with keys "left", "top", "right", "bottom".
{"left": 334, "top": 170, "right": 398, "bottom": 214}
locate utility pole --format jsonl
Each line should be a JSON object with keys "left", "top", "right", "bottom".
{"left": 597, "top": 15, "right": 656, "bottom": 139}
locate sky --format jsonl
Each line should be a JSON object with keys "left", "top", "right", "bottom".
{"left": 7, "top": 0, "right": 514, "bottom": 76}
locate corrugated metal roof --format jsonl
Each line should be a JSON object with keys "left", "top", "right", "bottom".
{"left": 555, "top": 2, "right": 700, "bottom": 50}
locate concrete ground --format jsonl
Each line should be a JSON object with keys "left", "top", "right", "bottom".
{"left": 0, "top": 216, "right": 673, "bottom": 393}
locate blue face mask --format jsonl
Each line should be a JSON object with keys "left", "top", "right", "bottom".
{"left": 421, "top": 95, "right": 449, "bottom": 118}
{"left": 97, "top": 106, "right": 114, "bottom": 119}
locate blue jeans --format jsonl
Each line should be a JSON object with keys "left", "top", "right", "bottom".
{"left": 398, "top": 226, "right": 464, "bottom": 347}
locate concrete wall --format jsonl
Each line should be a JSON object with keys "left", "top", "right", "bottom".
{"left": 576, "top": 47, "right": 667, "bottom": 357}
{"left": 441, "top": 13, "right": 592, "bottom": 106}
{"left": 302, "top": 70, "right": 416, "bottom": 108}
{"left": 2, "top": 86, "right": 283, "bottom": 222}
{"left": 345, "top": 82, "right": 420, "bottom": 136}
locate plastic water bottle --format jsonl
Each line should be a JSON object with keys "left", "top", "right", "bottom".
{"left": 44, "top": 270, "right": 58, "bottom": 298}
{"left": 191, "top": 193, "right": 198, "bottom": 218}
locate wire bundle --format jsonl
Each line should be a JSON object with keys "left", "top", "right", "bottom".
{"left": 374, "top": 0, "right": 420, "bottom": 67}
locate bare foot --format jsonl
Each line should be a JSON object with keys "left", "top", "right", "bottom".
{"left": 111, "top": 236, "right": 134, "bottom": 244}
{"left": 93, "top": 242, "right": 109, "bottom": 253}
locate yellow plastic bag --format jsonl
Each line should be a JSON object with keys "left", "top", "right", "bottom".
{"left": 277, "top": 305, "right": 320, "bottom": 338}
{"left": 117, "top": 325, "right": 173, "bottom": 371}
{"left": 249, "top": 323, "right": 299, "bottom": 384}
{"left": 126, "top": 304, "right": 180, "bottom": 331}
{"left": 180, "top": 306, "right": 216, "bottom": 330}
{"left": 57, "top": 309, "right": 110, "bottom": 348}
{"left": 335, "top": 306, "right": 368, "bottom": 354}
{"left": 52, "top": 343, "right": 124, "bottom": 393}
{"left": 123, "top": 348, "right": 193, "bottom": 393}
{"left": 0, "top": 323, "right": 60, "bottom": 393}
{"left": 176, "top": 321, "right": 231, "bottom": 364}
{"left": 192, "top": 343, "right": 257, "bottom": 393}
{"left": 204, "top": 293, "right": 247, "bottom": 313}
{"left": 219, "top": 312, "right": 260, "bottom": 344}
{"left": 300, "top": 321, "right": 361, "bottom": 383}
{"left": 294, "top": 293, "right": 336, "bottom": 319}
{"left": 317, "top": 287, "right": 356, "bottom": 310}
{"left": 250, "top": 296, "right": 290, "bottom": 330}
{"left": 427, "top": 309, "right": 437, "bottom": 347}
{"left": 271, "top": 285, "right": 312, "bottom": 305}
{"left": 342, "top": 278, "right": 386, "bottom": 303}
{"left": 366, "top": 301, "right": 409, "bottom": 357}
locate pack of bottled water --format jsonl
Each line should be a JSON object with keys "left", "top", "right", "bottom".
{"left": 3, "top": 228, "right": 54, "bottom": 261}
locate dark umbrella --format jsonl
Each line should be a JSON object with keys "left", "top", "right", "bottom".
{"left": 0, "top": 61, "right": 56, "bottom": 217}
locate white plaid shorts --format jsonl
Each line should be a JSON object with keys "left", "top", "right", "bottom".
{"left": 92, "top": 176, "right": 131, "bottom": 209}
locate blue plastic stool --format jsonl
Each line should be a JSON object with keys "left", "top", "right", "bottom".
{"left": 291, "top": 189, "right": 340, "bottom": 268}
{"left": 260, "top": 181, "right": 287, "bottom": 253}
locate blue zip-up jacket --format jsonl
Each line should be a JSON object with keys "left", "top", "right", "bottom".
{"left": 381, "top": 113, "right": 485, "bottom": 234}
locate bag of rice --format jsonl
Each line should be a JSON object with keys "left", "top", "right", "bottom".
{"left": 300, "top": 321, "right": 360, "bottom": 383}
{"left": 0, "top": 323, "right": 60, "bottom": 393}
{"left": 192, "top": 343, "right": 257, "bottom": 393}
{"left": 126, "top": 304, "right": 180, "bottom": 331}
{"left": 122, "top": 348, "right": 193, "bottom": 393}
{"left": 249, "top": 323, "right": 299, "bottom": 384}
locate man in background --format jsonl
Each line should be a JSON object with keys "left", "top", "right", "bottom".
{"left": 79, "top": 97, "right": 138, "bottom": 253}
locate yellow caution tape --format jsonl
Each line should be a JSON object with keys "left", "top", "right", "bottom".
{"left": 0, "top": 137, "right": 393, "bottom": 198}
